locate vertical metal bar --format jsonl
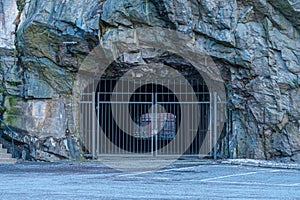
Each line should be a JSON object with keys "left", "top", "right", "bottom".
{"left": 97, "top": 92, "right": 100, "bottom": 156}
{"left": 174, "top": 79, "right": 176, "bottom": 154}
{"left": 103, "top": 96, "right": 106, "bottom": 154}
{"left": 119, "top": 80, "right": 125, "bottom": 154}
{"left": 155, "top": 92, "right": 158, "bottom": 156}
{"left": 129, "top": 90, "right": 137, "bottom": 153}
{"left": 167, "top": 79, "right": 170, "bottom": 155}
{"left": 86, "top": 100, "right": 89, "bottom": 154}
{"left": 209, "top": 92, "right": 213, "bottom": 157}
{"left": 103, "top": 80, "right": 106, "bottom": 154}
{"left": 188, "top": 80, "right": 191, "bottom": 154}
{"left": 131, "top": 79, "right": 134, "bottom": 153}
{"left": 180, "top": 80, "right": 182, "bottom": 155}
{"left": 137, "top": 79, "right": 142, "bottom": 152}
{"left": 88, "top": 82, "right": 91, "bottom": 154}
{"left": 111, "top": 79, "right": 114, "bottom": 154}
{"left": 109, "top": 80, "right": 111, "bottom": 154}
{"left": 213, "top": 92, "right": 217, "bottom": 160}
{"left": 92, "top": 92, "right": 96, "bottom": 159}
{"left": 84, "top": 100, "right": 87, "bottom": 153}
{"left": 151, "top": 92, "right": 154, "bottom": 156}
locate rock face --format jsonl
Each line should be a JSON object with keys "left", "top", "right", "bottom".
{"left": 0, "top": 0, "right": 100, "bottom": 161}
{"left": 0, "top": 0, "right": 299, "bottom": 161}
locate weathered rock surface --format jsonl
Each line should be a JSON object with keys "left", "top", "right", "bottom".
{"left": 0, "top": 0, "right": 299, "bottom": 162}
{"left": 98, "top": 0, "right": 300, "bottom": 161}
{"left": 0, "top": 0, "right": 99, "bottom": 161}
{"left": 17, "top": 0, "right": 100, "bottom": 98}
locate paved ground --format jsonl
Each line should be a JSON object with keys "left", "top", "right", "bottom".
{"left": 0, "top": 159, "right": 300, "bottom": 199}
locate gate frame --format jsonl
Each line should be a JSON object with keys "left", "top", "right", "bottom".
{"left": 79, "top": 89, "right": 227, "bottom": 159}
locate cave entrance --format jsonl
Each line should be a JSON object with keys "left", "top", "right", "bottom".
{"left": 78, "top": 50, "right": 228, "bottom": 159}
{"left": 79, "top": 76, "right": 227, "bottom": 158}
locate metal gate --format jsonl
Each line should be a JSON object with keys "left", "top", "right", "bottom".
{"left": 79, "top": 79, "right": 226, "bottom": 158}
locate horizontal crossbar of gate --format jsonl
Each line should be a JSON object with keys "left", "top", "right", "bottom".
{"left": 97, "top": 101, "right": 210, "bottom": 104}
{"left": 96, "top": 92, "right": 210, "bottom": 95}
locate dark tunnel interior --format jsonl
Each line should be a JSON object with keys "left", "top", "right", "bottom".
{"left": 95, "top": 78, "right": 210, "bottom": 154}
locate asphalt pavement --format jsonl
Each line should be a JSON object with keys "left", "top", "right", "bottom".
{"left": 0, "top": 159, "right": 300, "bottom": 199}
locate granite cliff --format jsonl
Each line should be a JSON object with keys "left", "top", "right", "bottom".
{"left": 0, "top": 0, "right": 299, "bottom": 161}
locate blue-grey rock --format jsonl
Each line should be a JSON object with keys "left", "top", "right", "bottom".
{"left": 0, "top": 0, "right": 299, "bottom": 162}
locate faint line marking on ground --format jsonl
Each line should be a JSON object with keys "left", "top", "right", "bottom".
{"left": 199, "top": 169, "right": 286, "bottom": 182}
{"left": 117, "top": 165, "right": 200, "bottom": 177}
{"left": 200, "top": 169, "right": 300, "bottom": 187}
{"left": 204, "top": 180, "right": 300, "bottom": 187}
{"left": 199, "top": 171, "right": 258, "bottom": 182}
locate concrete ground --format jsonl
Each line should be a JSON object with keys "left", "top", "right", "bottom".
{"left": 0, "top": 159, "right": 300, "bottom": 199}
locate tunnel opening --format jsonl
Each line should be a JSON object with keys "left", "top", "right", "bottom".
{"left": 95, "top": 77, "right": 210, "bottom": 155}
{"left": 79, "top": 52, "right": 217, "bottom": 156}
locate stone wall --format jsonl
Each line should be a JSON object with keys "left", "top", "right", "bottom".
{"left": 0, "top": 0, "right": 299, "bottom": 161}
